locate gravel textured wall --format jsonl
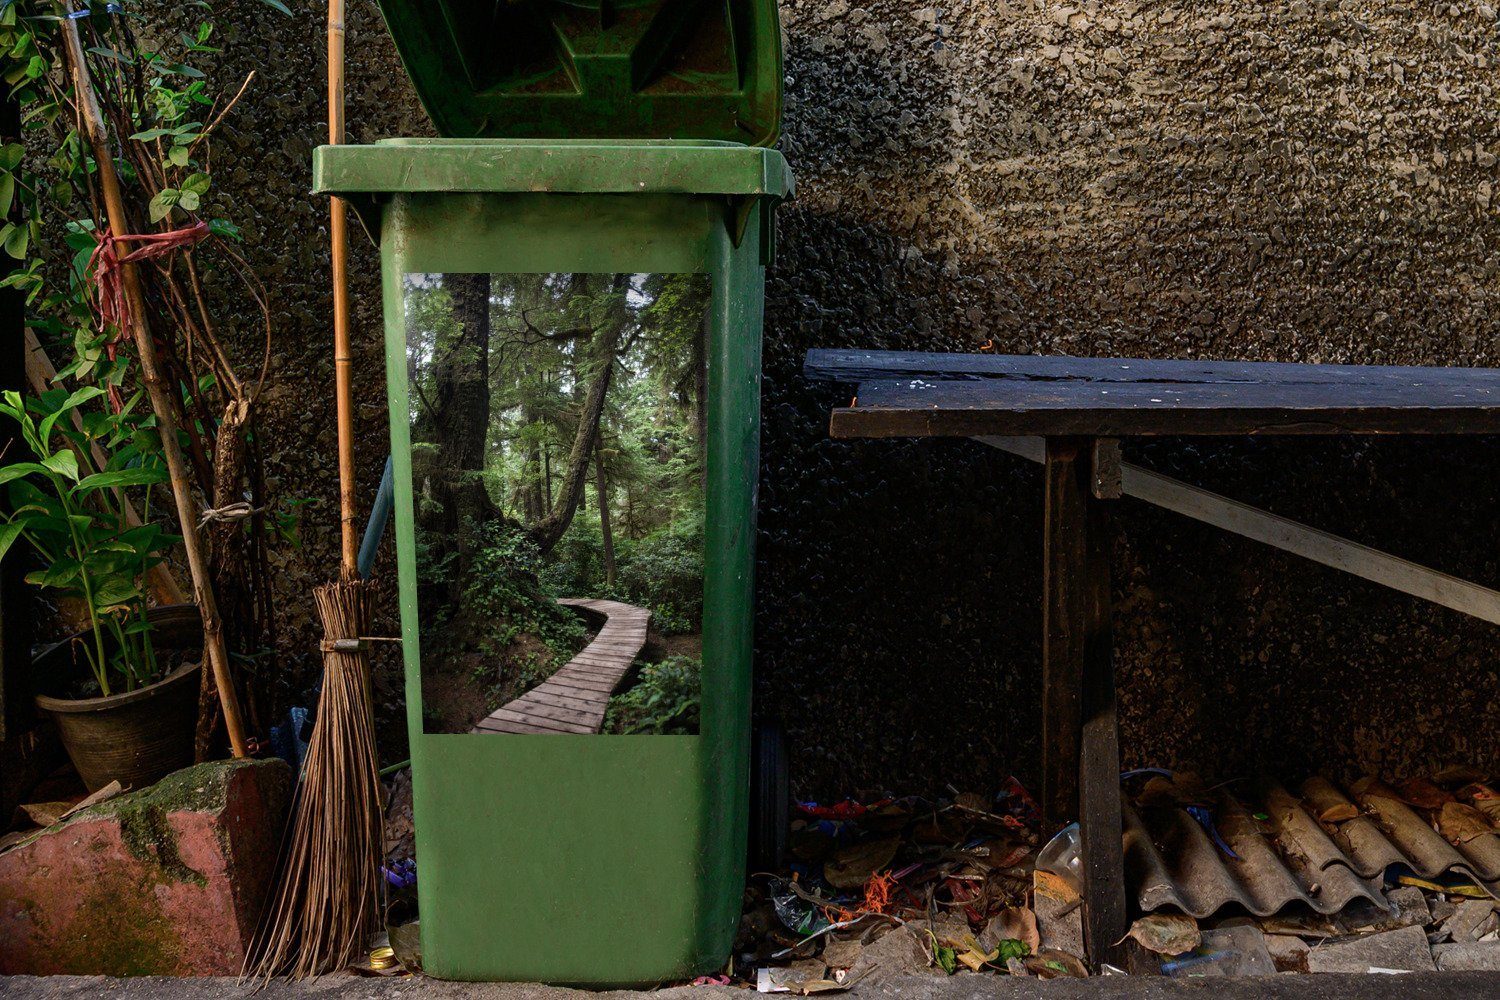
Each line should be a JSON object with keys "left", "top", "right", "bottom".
{"left": 197, "top": 1, "right": 1499, "bottom": 792}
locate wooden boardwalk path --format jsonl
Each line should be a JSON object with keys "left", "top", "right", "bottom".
{"left": 472, "top": 597, "right": 651, "bottom": 735}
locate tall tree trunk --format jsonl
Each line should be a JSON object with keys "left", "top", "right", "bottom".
{"left": 595, "top": 439, "right": 616, "bottom": 588}
{"left": 427, "top": 272, "right": 496, "bottom": 600}
{"left": 520, "top": 398, "right": 544, "bottom": 524}
{"left": 528, "top": 276, "right": 626, "bottom": 555}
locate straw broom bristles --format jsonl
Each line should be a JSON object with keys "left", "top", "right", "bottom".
{"left": 244, "top": 579, "right": 382, "bottom": 978}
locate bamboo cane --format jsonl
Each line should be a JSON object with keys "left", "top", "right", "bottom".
{"left": 328, "top": 0, "right": 357, "bottom": 575}
{"left": 60, "top": 8, "right": 248, "bottom": 758}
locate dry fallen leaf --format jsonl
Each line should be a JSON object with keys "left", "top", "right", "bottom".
{"left": 1352, "top": 776, "right": 1402, "bottom": 803}
{"left": 981, "top": 906, "right": 1040, "bottom": 956}
{"left": 1302, "top": 777, "right": 1361, "bottom": 824}
{"left": 1123, "top": 913, "right": 1201, "bottom": 956}
{"left": 1025, "top": 949, "right": 1088, "bottom": 978}
{"left": 1317, "top": 802, "right": 1360, "bottom": 823}
{"left": 1458, "top": 783, "right": 1500, "bottom": 825}
{"left": 17, "top": 801, "right": 70, "bottom": 828}
{"left": 1397, "top": 777, "right": 1453, "bottom": 811}
{"left": 1438, "top": 802, "right": 1494, "bottom": 845}
{"left": 824, "top": 836, "right": 900, "bottom": 889}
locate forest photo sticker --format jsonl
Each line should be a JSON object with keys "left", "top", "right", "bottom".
{"left": 404, "top": 273, "right": 708, "bottom": 736}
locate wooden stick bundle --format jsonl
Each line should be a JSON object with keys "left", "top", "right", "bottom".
{"left": 247, "top": 580, "right": 381, "bottom": 977}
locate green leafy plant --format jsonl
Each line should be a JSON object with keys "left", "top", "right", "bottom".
{"left": 0, "top": 386, "right": 177, "bottom": 695}
{"left": 456, "top": 522, "right": 586, "bottom": 664}
{"left": 612, "top": 512, "right": 704, "bottom": 632}
{"left": 604, "top": 654, "right": 700, "bottom": 735}
{"left": 0, "top": 1, "right": 293, "bottom": 744}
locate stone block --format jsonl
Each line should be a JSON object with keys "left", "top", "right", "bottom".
{"left": 0, "top": 758, "right": 291, "bottom": 975}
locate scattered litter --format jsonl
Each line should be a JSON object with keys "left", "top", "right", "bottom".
{"left": 736, "top": 767, "right": 1500, "bottom": 985}
{"left": 756, "top": 961, "right": 828, "bottom": 993}
{"left": 1164, "top": 926, "right": 1274, "bottom": 978}
{"left": 741, "top": 781, "right": 1054, "bottom": 985}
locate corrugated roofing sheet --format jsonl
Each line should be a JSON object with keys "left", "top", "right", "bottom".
{"left": 1122, "top": 777, "right": 1500, "bottom": 920}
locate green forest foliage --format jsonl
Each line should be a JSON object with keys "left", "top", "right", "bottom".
{"left": 405, "top": 272, "right": 708, "bottom": 731}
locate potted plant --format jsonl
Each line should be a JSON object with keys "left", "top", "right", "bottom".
{"left": 0, "top": 385, "right": 199, "bottom": 791}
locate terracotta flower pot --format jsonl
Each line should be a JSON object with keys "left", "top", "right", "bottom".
{"left": 33, "top": 604, "right": 203, "bottom": 792}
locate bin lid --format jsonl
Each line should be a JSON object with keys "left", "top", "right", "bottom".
{"left": 372, "top": 0, "right": 784, "bottom": 145}
{"left": 315, "top": 139, "right": 792, "bottom": 198}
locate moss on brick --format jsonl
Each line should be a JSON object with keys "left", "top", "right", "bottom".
{"left": 51, "top": 758, "right": 283, "bottom": 886}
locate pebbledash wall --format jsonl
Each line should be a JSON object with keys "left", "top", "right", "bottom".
{"left": 196, "top": 1, "right": 1499, "bottom": 794}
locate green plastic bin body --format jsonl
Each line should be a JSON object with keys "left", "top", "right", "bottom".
{"left": 315, "top": 138, "right": 790, "bottom": 983}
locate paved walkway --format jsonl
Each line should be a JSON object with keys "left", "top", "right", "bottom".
{"left": 471, "top": 598, "right": 650, "bottom": 735}
{"left": 5, "top": 973, "right": 1499, "bottom": 999}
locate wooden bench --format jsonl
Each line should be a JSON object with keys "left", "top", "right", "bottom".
{"left": 806, "top": 347, "right": 1500, "bottom": 969}
{"left": 472, "top": 597, "right": 651, "bottom": 735}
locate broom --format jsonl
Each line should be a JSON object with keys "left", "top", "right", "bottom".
{"left": 245, "top": 0, "right": 383, "bottom": 977}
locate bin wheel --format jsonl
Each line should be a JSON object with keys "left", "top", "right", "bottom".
{"left": 749, "top": 720, "right": 788, "bottom": 872}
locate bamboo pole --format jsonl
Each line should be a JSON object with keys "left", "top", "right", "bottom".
{"left": 60, "top": 8, "right": 247, "bottom": 758}
{"left": 24, "top": 330, "right": 188, "bottom": 607}
{"left": 328, "top": 0, "right": 357, "bottom": 575}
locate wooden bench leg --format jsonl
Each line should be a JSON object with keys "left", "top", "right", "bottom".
{"left": 1080, "top": 473, "right": 1127, "bottom": 968}
{"left": 1043, "top": 436, "right": 1127, "bottom": 970}
{"left": 1042, "top": 438, "right": 1085, "bottom": 833}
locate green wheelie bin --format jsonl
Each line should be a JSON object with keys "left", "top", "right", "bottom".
{"left": 313, "top": 0, "right": 791, "bottom": 985}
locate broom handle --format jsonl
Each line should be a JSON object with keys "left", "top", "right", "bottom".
{"left": 329, "top": 0, "right": 358, "bottom": 577}
{"left": 60, "top": 8, "right": 248, "bottom": 758}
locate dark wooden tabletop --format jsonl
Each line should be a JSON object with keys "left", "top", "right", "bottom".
{"left": 804, "top": 349, "right": 1500, "bottom": 438}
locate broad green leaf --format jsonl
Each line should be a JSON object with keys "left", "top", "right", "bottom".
{"left": 2, "top": 220, "right": 27, "bottom": 258}
{"left": 37, "top": 385, "right": 105, "bottom": 443}
{"left": 207, "top": 217, "right": 240, "bottom": 241}
{"left": 0, "top": 172, "right": 12, "bottom": 218}
{"left": 167, "top": 145, "right": 190, "bottom": 168}
{"left": 256, "top": 0, "right": 294, "bottom": 14}
{"left": 181, "top": 171, "right": 210, "bottom": 196}
{"left": 0, "top": 461, "right": 50, "bottom": 486}
{"left": 26, "top": 557, "right": 80, "bottom": 588}
{"left": 41, "top": 450, "right": 79, "bottom": 481}
{"left": 178, "top": 189, "right": 200, "bottom": 212}
{"left": 0, "top": 519, "right": 23, "bottom": 563}
{"left": 0, "top": 141, "right": 22, "bottom": 171}
{"left": 91, "top": 577, "right": 140, "bottom": 608}
{"left": 87, "top": 45, "right": 134, "bottom": 65}
{"left": 148, "top": 188, "right": 177, "bottom": 223}
{"left": 76, "top": 467, "right": 166, "bottom": 493}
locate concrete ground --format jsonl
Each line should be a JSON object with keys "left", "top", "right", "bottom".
{"left": 3, "top": 974, "right": 1499, "bottom": 999}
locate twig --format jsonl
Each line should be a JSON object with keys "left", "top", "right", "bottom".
{"left": 186, "top": 70, "right": 255, "bottom": 161}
